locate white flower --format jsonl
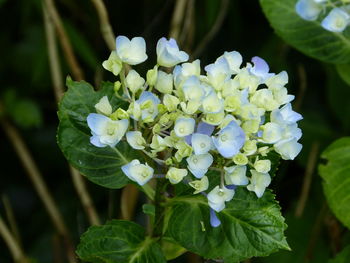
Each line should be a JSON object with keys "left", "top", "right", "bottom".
{"left": 166, "top": 167, "right": 188, "bottom": 184}
{"left": 207, "top": 186, "right": 235, "bottom": 212}
{"left": 217, "top": 51, "right": 242, "bottom": 74}
{"left": 163, "top": 94, "right": 180, "bottom": 112}
{"left": 173, "top": 60, "right": 201, "bottom": 87}
{"left": 295, "top": 0, "right": 323, "bottom": 21}
{"left": 247, "top": 170, "right": 271, "bottom": 198}
{"left": 254, "top": 159, "right": 271, "bottom": 173}
{"left": 116, "top": 36, "right": 147, "bottom": 65}
{"left": 203, "top": 111, "right": 225, "bottom": 126}
{"left": 189, "top": 176, "right": 209, "bottom": 194}
{"left": 155, "top": 70, "right": 173, "bottom": 94}
{"left": 224, "top": 165, "right": 248, "bottom": 185}
{"left": 191, "top": 133, "right": 213, "bottom": 155}
{"left": 174, "top": 117, "right": 195, "bottom": 137}
{"left": 136, "top": 91, "right": 160, "bottom": 122}
{"left": 321, "top": 8, "right": 350, "bottom": 32}
{"left": 95, "top": 96, "right": 112, "bottom": 116}
{"left": 125, "top": 70, "right": 145, "bottom": 93}
{"left": 87, "top": 113, "right": 128, "bottom": 147}
{"left": 102, "top": 51, "right": 122, "bottom": 76}
{"left": 274, "top": 138, "right": 302, "bottom": 160}
{"left": 212, "top": 121, "right": 245, "bottom": 158}
{"left": 202, "top": 91, "right": 224, "bottom": 114}
{"left": 150, "top": 135, "right": 167, "bottom": 152}
{"left": 156, "top": 37, "right": 189, "bottom": 67}
{"left": 126, "top": 131, "right": 146, "bottom": 150}
{"left": 186, "top": 153, "right": 213, "bottom": 178}
{"left": 182, "top": 76, "right": 205, "bottom": 101}
{"left": 266, "top": 71, "right": 288, "bottom": 89}
{"left": 250, "top": 89, "right": 279, "bottom": 111}
{"left": 205, "top": 57, "right": 231, "bottom": 90}
{"left": 261, "top": 122, "right": 284, "bottom": 144}
{"left": 121, "top": 159, "right": 154, "bottom": 185}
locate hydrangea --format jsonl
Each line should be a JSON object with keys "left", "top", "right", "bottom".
{"left": 295, "top": 0, "right": 350, "bottom": 33}
{"left": 87, "top": 36, "right": 303, "bottom": 227}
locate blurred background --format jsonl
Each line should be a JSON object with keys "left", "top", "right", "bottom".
{"left": 0, "top": 0, "right": 349, "bottom": 262}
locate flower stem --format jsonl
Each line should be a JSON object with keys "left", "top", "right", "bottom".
{"left": 152, "top": 178, "right": 168, "bottom": 237}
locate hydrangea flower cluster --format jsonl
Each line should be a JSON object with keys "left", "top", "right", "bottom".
{"left": 87, "top": 36, "right": 303, "bottom": 227}
{"left": 296, "top": 0, "right": 350, "bottom": 32}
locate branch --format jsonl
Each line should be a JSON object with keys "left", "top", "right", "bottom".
{"left": 43, "top": 1, "right": 100, "bottom": 226}
{"left": 169, "top": 0, "right": 187, "bottom": 40}
{"left": 0, "top": 120, "right": 76, "bottom": 263}
{"left": 90, "top": 0, "right": 115, "bottom": 51}
{"left": 191, "top": 0, "right": 230, "bottom": 59}
{"left": 0, "top": 216, "right": 29, "bottom": 263}
{"left": 1, "top": 196, "right": 22, "bottom": 248}
{"left": 43, "top": 0, "right": 84, "bottom": 80}
{"left": 295, "top": 141, "right": 319, "bottom": 218}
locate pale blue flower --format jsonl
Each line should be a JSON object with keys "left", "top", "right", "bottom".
{"left": 196, "top": 122, "right": 215, "bottom": 136}
{"left": 271, "top": 103, "right": 303, "bottom": 125}
{"left": 321, "top": 8, "right": 350, "bottom": 32}
{"left": 224, "top": 165, "right": 248, "bottom": 185}
{"left": 204, "top": 57, "right": 231, "bottom": 90}
{"left": 212, "top": 121, "right": 245, "bottom": 158}
{"left": 121, "top": 159, "right": 154, "bottom": 186}
{"left": 136, "top": 91, "right": 160, "bottom": 121}
{"left": 274, "top": 138, "right": 303, "bottom": 160}
{"left": 250, "top": 56, "right": 274, "bottom": 81}
{"left": 217, "top": 51, "right": 242, "bottom": 74}
{"left": 87, "top": 113, "right": 128, "bottom": 147}
{"left": 174, "top": 117, "right": 195, "bottom": 137}
{"left": 210, "top": 208, "right": 221, "bottom": 227}
{"left": 247, "top": 170, "right": 271, "bottom": 198}
{"left": 191, "top": 133, "right": 214, "bottom": 155}
{"left": 295, "top": 0, "right": 322, "bottom": 21}
{"left": 187, "top": 153, "right": 213, "bottom": 178}
{"left": 207, "top": 185, "right": 235, "bottom": 212}
{"left": 156, "top": 37, "right": 189, "bottom": 67}
{"left": 116, "top": 36, "right": 148, "bottom": 65}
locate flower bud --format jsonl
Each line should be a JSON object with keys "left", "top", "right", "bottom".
{"left": 95, "top": 96, "right": 112, "bottom": 116}
{"left": 126, "top": 70, "right": 145, "bottom": 93}
{"left": 232, "top": 153, "right": 248, "bottom": 165}
{"left": 146, "top": 65, "right": 158, "bottom": 86}
{"left": 254, "top": 159, "right": 271, "bottom": 173}
{"left": 166, "top": 167, "right": 188, "bottom": 184}
{"left": 155, "top": 71, "right": 173, "bottom": 94}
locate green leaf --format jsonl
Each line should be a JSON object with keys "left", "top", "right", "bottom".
{"left": 329, "top": 245, "right": 350, "bottom": 263}
{"left": 164, "top": 188, "right": 289, "bottom": 262}
{"left": 57, "top": 78, "right": 140, "bottom": 189}
{"left": 336, "top": 64, "right": 350, "bottom": 86}
{"left": 319, "top": 137, "right": 350, "bottom": 229}
{"left": 77, "top": 220, "right": 166, "bottom": 263}
{"left": 260, "top": 0, "right": 350, "bottom": 64}
{"left": 326, "top": 67, "right": 350, "bottom": 131}
{"left": 160, "top": 237, "right": 187, "bottom": 261}
{"left": 142, "top": 204, "right": 155, "bottom": 217}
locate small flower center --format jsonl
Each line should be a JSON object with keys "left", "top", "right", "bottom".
{"left": 206, "top": 106, "right": 212, "bottom": 112}
{"left": 220, "top": 134, "right": 227, "bottom": 142}
{"left": 209, "top": 117, "right": 214, "bottom": 122}
{"left": 179, "top": 128, "right": 185, "bottom": 133}
{"left": 107, "top": 127, "right": 115, "bottom": 135}
{"left": 193, "top": 158, "right": 198, "bottom": 164}
{"left": 200, "top": 142, "right": 206, "bottom": 148}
